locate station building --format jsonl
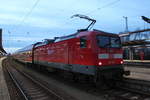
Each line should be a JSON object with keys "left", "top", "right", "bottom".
{"left": 119, "top": 29, "right": 150, "bottom": 60}
{"left": 0, "top": 29, "right": 6, "bottom": 56}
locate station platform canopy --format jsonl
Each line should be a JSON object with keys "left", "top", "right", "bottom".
{"left": 122, "top": 39, "right": 150, "bottom": 46}
{"left": 119, "top": 28, "right": 150, "bottom": 46}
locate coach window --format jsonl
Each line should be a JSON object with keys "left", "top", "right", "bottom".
{"left": 80, "top": 36, "right": 87, "bottom": 48}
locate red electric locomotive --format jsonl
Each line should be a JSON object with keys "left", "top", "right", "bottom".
{"left": 12, "top": 15, "right": 128, "bottom": 83}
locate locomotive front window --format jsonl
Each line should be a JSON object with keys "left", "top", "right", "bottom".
{"left": 97, "top": 36, "right": 121, "bottom": 48}
{"left": 97, "top": 36, "right": 110, "bottom": 48}
{"left": 110, "top": 37, "right": 121, "bottom": 48}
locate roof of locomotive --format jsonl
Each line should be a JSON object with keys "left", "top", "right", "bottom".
{"left": 14, "top": 29, "right": 119, "bottom": 54}
{"left": 78, "top": 29, "right": 119, "bottom": 37}
{"left": 54, "top": 29, "right": 118, "bottom": 42}
{"left": 93, "top": 29, "right": 118, "bottom": 36}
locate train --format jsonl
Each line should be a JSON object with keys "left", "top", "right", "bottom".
{"left": 12, "top": 29, "right": 128, "bottom": 82}
{"left": 11, "top": 15, "right": 129, "bottom": 83}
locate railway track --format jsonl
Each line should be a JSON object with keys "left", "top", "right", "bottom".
{"left": 2, "top": 59, "right": 24, "bottom": 100}
{"left": 116, "top": 78, "right": 150, "bottom": 95}
{"left": 4, "top": 58, "right": 150, "bottom": 100}
{"left": 6, "top": 65, "right": 65, "bottom": 100}
{"left": 104, "top": 78, "right": 150, "bottom": 100}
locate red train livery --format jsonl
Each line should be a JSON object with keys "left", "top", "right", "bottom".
{"left": 13, "top": 29, "right": 126, "bottom": 80}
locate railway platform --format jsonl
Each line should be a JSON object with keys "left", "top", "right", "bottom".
{"left": 124, "top": 65, "right": 150, "bottom": 81}
{"left": 124, "top": 60, "right": 150, "bottom": 67}
{"left": 0, "top": 57, "right": 10, "bottom": 100}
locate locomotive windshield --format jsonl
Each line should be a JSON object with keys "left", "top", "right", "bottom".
{"left": 97, "top": 36, "right": 121, "bottom": 48}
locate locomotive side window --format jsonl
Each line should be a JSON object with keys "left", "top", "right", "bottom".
{"left": 80, "top": 36, "right": 87, "bottom": 48}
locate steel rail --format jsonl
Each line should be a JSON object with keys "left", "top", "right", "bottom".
{"left": 12, "top": 66, "right": 65, "bottom": 100}
{"left": 6, "top": 67, "right": 29, "bottom": 100}
{"left": 115, "top": 78, "right": 150, "bottom": 96}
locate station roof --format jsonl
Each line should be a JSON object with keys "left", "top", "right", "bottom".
{"left": 119, "top": 28, "right": 150, "bottom": 37}
{"left": 120, "top": 28, "right": 150, "bottom": 47}
{"left": 122, "top": 39, "right": 150, "bottom": 46}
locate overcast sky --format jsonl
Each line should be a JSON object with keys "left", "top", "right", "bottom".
{"left": 0, "top": 0, "right": 150, "bottom": 53}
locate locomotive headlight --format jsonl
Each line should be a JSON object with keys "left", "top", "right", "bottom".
{"left": 120, "top": 61, "right": 123, "bottom": 64}
{"left": 98, "top": 62, "right": 102, "bottom": 66}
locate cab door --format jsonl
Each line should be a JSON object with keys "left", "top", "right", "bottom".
{"left": 71, "top": 37, "right": 87, "bottom": 65}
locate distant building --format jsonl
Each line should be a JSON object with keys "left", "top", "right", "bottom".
{"left": 0, "top": 29, "right": 6, "bottom": 55}
{"left": 119, "top": 29, "right": 150, "bottom": 60}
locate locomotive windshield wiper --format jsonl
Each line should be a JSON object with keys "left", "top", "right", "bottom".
{"left": 103, "top": 43, "right": 111, "bottom": 48}
{"left": 114, "top": 38, "right": 119, "bottom": 43}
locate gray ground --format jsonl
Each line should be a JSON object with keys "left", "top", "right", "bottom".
{"left": 12, "top": 61, "right": 105, "bottom": 100}
{"left": 124, "top": 65, "right": 150, "bottom": 81}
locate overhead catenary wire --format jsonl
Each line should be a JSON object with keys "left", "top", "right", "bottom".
{"left": 19, "top": 0, "right": 40, "bottom": 26}
{"left": 85, "top": 0, "right": 121, "bottom": 15}
{"left": 6, "top": 0, "right": 41, "bottom": 53}
{"left": 67, "top": 0, "right": 121, "bottom": 31}
{"left": 10, "top": 0, "right": 40, "bottom": 42}
{"left": 13, "top": 0, "right": 40, "bottom": 34}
